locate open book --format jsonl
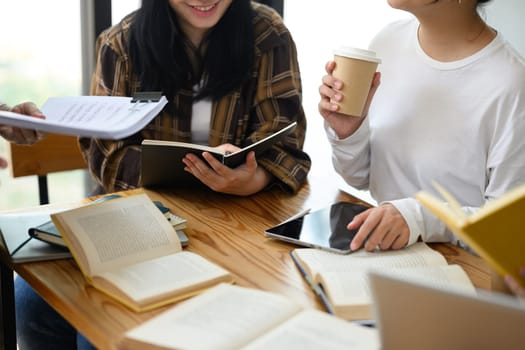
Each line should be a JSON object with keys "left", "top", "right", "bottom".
{"left": 141, "top": 122, "right": 297, "bottom": 187}
{"left": 120, "top": 283, "right": 379, "bottom": 350}
{"left": 50, "top": 193, "right": 233, "bottom": 312}
{"left": 291, "top": 242, "right": 476, "bottom": 321}
{"left": 416, "top": 182, "right": 525, "bottom": 289}
{"left": 29, "top": 197, "right": 187, "bottom": 248}
{"left": 0, "top": 94, "right": 167, "bottom": 139}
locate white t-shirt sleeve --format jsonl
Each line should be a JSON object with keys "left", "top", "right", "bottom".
{"left": 386, "top": 198, "right": 483, "bottom": 247}
{"left": 324, "top": 118, "right": 371, "bottom": 190}
{"left": 385, "top": 197, "right": 452, "bottom": 246}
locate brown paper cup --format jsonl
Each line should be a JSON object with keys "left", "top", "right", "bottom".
{"left": 331, "top": 47, "right": 381, "bottom": 117}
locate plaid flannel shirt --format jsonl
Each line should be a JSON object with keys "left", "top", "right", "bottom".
{"left": 79, "top": 2, "right": 311, "bottom": 194}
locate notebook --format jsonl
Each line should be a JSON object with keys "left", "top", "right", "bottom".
{"left": 0, "top": 209, "right": 72, "bottom": 263}
{"left": 368, "top": 272, "right": 525, "bottom": 350}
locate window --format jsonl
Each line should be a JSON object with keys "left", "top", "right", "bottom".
{"left": 112, "top": 0, "right": 141, "bottom": 25}
{"left": 0, "top": 1, "right": 84, "bottom": 209}
{"left": 0, "top": 0, "right": 142, "bottom": 210}
{"left": 284, "top": 1, "right": 408, "bottom": 202}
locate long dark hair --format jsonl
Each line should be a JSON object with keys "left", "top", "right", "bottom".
{"left": 128, "top": 0, "right": 254, "bottom": 100}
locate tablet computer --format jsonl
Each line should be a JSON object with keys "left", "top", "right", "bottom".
{"left": 264, "top": 201, "right": 369, "bottom": 254}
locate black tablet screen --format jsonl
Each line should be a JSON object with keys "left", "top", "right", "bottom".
{"left": 266, "top": 202, "right": 369, "bottom": 253}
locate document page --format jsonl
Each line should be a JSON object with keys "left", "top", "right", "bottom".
{"left": 0, "top": 95, "right": 167, "bottom": 139}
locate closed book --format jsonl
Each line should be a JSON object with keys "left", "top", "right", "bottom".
{"left": 29, "top": 220, "right": 66, "bottom": 248}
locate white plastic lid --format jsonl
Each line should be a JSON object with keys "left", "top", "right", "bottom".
{"left": 333, "top": 47, "right": 381, "bottom": 64}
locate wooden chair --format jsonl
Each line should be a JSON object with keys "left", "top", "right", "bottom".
{"left": 7, "top": 134, "right": 88, "bottom": 205}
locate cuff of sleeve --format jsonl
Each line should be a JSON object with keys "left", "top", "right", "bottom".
{"left": 324, "top": 118, "right": 369, "bottom": 145}
{"left": 382, "top": 197, "right": 421, "bottom": 246}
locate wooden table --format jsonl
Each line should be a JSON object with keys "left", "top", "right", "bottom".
{"left": 0, "top": 176, "right": 490, "bottom": 349}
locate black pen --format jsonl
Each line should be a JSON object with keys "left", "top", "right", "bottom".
{"left": 352, "top": 319, "right": 376, "bottom": 328}
{"left": 290, "top": 251, "right": 335, "bottom": 315}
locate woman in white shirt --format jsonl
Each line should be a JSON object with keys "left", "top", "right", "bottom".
{"left": 318, "top": 0, "right": 525, "bottom": 252}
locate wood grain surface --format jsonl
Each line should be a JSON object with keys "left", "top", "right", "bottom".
{"left": 9, "top": 178, "right": 489, "bottom": 349}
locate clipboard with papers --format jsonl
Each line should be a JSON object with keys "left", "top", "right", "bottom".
{"left": 0, "top": 92, "right": 167, "bottom": 139}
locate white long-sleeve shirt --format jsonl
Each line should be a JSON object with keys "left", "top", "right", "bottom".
{"left": 327, "top": 18, "right": 525, "bottom": 246}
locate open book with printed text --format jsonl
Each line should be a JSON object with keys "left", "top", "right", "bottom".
{"left": 120, "top": 283, "right": 379, "bottom": 350}
{"left": 51, "top": 193, "right": 233, "bottom": 312}
{"left": 291, "top": 242, "right": 476, "bottom": 321}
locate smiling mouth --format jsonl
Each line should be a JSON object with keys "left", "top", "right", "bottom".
{"left": 189, "top": 1, "right": 219, "bottom": 12}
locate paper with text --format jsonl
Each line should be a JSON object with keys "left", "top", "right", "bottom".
{"left": 0, "top": 95, "right": 167, "bottom": 139}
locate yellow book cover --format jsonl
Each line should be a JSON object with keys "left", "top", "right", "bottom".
{"left": 416, "top": 182, "right": 525, "bottom": 289}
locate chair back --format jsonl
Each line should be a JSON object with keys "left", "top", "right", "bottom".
{"left": 8, "top": 134, "right": 87, "bottom": 204}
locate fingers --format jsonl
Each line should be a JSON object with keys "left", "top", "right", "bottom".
{"left": 349, "top": 205, "right": 409, "bottom": 252}
{"left": 349, "top": 210, "right": 372, "bottom": 251}
{"left": 318, "top": 89, "right": 340, "bottom": 115}
{"left": 243, "top": 151, "right": 258, "bottom": 172}
{"left": 319, "top": 61, "right": 343, "bottom": 102}
{"left": 11, "top": 102, "right": 45, "bottom": 119}
{"left": 322, "top": 72, "right": 343, "bottom": 91}
{"left": 0, "top": 126, "right": 43, "bottom": 145}
{"left": 215, "top": 143, "right": 240, "bottom": 154}
{"left": 319, "top": 74, "right": 343, "bottom": 117}
{"left": 0, "top": 101, "right": 46, "bottom": 144}
{"left": 325, "top": 60, "right": 336, "bottom": 74}
{"left": 0, "top": 156, "right": 8, "bottom": 169}
{"left": 504, "top": 275, "right": 525, "bottom": 298}
{"left": 183, "top": 152, "right": 222, "bottom": 179}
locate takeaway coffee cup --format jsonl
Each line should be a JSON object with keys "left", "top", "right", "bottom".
{"left": 331, "top": 47, "right": 381, "bottom": 116}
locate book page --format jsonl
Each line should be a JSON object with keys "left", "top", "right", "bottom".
{"left": 94, "top": 251, "right": 231, "bottom": 305}
{"left": 294, "top": 242, "right": 447, "bottom": 278}
{"left": 122, "top": 284, "right": 303, "bottom": 350}
{"left": 223, "top": 121, "right": 297, "bottom": 168}
{"left": 318, "top": 265, "right": 475, "bottom": 308}
{"left": 141, "top": 139, "right": 224, "bottom": 155}
{"left": 241, "top": 309, "right": 379, "bottom": 350}
{"left": 52, "top": 194, "right": 181, "bottom": 276}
